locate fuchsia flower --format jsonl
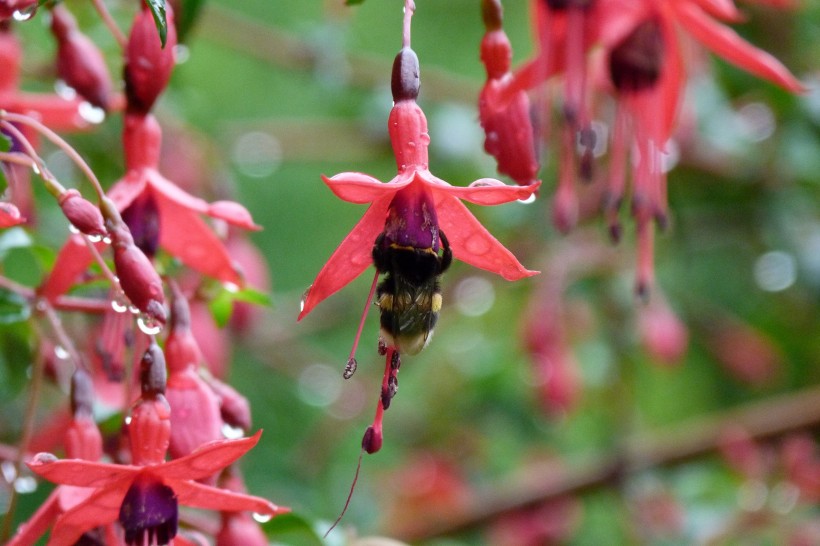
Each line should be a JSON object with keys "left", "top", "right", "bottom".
{"left": 26, "top": 344, "right": 287, "bottom": 546}
{"left": 500, "top": 0, "right": 802, "bottom": 294}
{"left": 299, "top": 49, "right": 539, "bottom": 322}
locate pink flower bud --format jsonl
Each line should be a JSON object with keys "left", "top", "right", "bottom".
{"left": 207, "top": 377, "right": 252, "bottom": 432}
{"left": 638, "top": 298, "right": 688, "bottom": 366}
{"left": 124, "top": 4, "right": 177, "bottom": 114}
{"left": 109, "top": 221, "right": 166, "bottom": 324}
{"left": 0, "top": 201, "right": 25, "bottom": 228}
{"left": 165, "top": 282, "right": 202, "bottom": 374}
{"left": 709, "top": 320, "right": 782, "bottom": 386}
{"left": 58, "top": 189, "right": 106, "bottom": 236}
{"left": 129, "top": 395, "right": 171, "bottom": 466}
{"left": 64, "top": 415, "right": 103, "bottom": 461}
{"left": 50, "top": 4, "right": 113, "bottom": 110}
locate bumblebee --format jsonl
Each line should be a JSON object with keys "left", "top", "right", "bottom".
{"left": 372, "top": 230, "right": 452, "bottom": 355}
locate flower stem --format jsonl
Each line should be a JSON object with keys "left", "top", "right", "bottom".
{"left": 89, "top": 0, "right": 127, "bottom": 49}
{"left": 402, "top": 0, "right": 415, "bottom": 49}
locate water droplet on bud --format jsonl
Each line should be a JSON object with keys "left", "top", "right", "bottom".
{"left": 128, "top": 305, "right": 140, "bottom": 315}
{"left": 111, "top": 295, "right": 129, "bottom": 313}
{"left": 68, "top": 223, "right": 80, "bottom": 234}
{"left": 12, "top": 5, "right": 36, "bottom": 21}
{"left": 87, "top": 233, "right": 103, "bottom": 243}
{"left": 54, "top": 345, "right": 70, "bottom": 360}
{"left": 78, "top": 102, "right": 105, "bottom": 124}
{"left": 137, "top": 315, "right": 162, "bottom": 335}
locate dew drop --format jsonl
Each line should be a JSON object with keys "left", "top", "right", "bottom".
{"left": 221, "top": 423, "right": 244, "bottom": 439}
{"left": 518, "top": 193, "right": 537, "bottom": 204}
{"left": 1, "top": 460, "right": 17, "bottom": 482}
{"left": 78, "top": 102, "right": 105, "bottom": 124}
{"left": 128, "top": 305, "right": 140, "bottom": 315}
{"left": 12, "top": 5, "right": 36, "bottom": 21}
{"left": 68, "top": 223, "right": 80, "bottom": 234}
{"left": 53, "top": 345, "right": 70, "bottom": 360}
{"left": 223, "top": 282, "right": 240, "bottom": 293}
{"left": 137, "top": 315, "right": 162, "bottom": 335}
{"left": 31, "top": 162, "right": 40, "bottom": 176}
{"left": 102, "top": 236, "right": 112, "bottom": 245}
{"left": 252, "top": 512, "right": 273, "bottom": 523}
{"left": 87, "top": 234, "right": 103, "bottom": 243}
{"left": 300, "top": 285, "right": 312, "bottom": 313}
{"left": 124, "top": 415, "right": 132, "bottom": 425}
{"left": 54, "top": 80, "right": 77, "bottom": 100}
{"left": 111, "top": 296, "right": 129, "bottom": 313}
{"left": 14, "top": 476, "right": 37, "bottom": 494}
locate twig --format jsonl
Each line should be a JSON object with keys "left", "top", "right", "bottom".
{"left": 395, "top": 385, "right": 820, "bottom": 541}
{"left": 89, "top": 0, "right": 127, "bottom": 49}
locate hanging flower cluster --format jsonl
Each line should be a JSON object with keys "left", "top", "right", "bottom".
{"left": 479, "top": 0, "right": 802, "bottom": 294}
{"left": 1, "top": 3, "right": 285, "bottom": 545}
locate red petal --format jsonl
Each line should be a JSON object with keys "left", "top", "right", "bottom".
{"left": 158, "top": 430, "right": 262, "bottom": 481}
{"left": 45, "top": 481, "right": 127, "bottom": 546}
{"left": 27, "top": 456, "right": 137, "bottom": 487}
{"left": 208, "top": 200, "right": 261, "bottom": 230}
{"left": 12, "top": 94, "right": 89, "bottom": 132}
{"left": 321, "top": 172, "right": 406, "bottom": 204}
{"left": 434, "top": 194, "right": 538, "bottom": 281}
{"left": 174, "top": 479, "right": 288, "bottom": 515}
{"left": 672, "top": 2, "right": 804, "bottom": 92}
{"left": 37, "top": 237, "right": 92, "bottom": 299}
{"left": 298, "top": 196, "right": 391, "bottom": 320}
{"left": 106, "top": 172, "right": 148, "bottom": 211}
{"left": 155, "top": 193, "right": 240, "bottom": 284}
{"left": 148, "top": 170, "right": 210, "bottom": 214}
{"left": 691, "top": 0, "right": 743, "bottom": 22}
{"left": 424, "top": 173, "right": 540, "bottom": 205}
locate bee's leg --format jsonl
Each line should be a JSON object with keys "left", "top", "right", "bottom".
{"left": 438, "top": 230, "right": 452, "bottom": 273}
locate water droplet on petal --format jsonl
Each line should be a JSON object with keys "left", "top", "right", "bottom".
{"left": 78, "top": 102, "right": 105, "bottom": 124}
{"left": 518, "top": 193, "right": 537, "bottom": 204}
{"left": 54, "top": 80, "right": 77, "bottom": 100}
{"left": 300, "top": 285, "right": 312, "bottom": 313}
{"left": 252, "top": 512, "right": 273, "bottom": 523}
{"left": 87, "top": 234, "right": 102, "bottom": 243}
{"left": 102, "top": 236, "right": 112, "bottom": 245}
{"left": 128, "top": 305, "right": 140, "bottom": 315}
{"left": 137, "top": 315, "right": 162, "bottom": 335}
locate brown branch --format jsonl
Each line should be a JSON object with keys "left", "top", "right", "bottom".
{"left": 395, "top": 385, "right": 820, "bottom": 542}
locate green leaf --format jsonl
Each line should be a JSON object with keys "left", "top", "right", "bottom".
{"left": 262, "top": 512, "right": 324, "bottom": 545}
{"left": 0, "top": 289, "right": 30, "bottom": 324}
{"left": 208, "top": 285, "right": 271, "bottom": 328}
{"left": 0, "top": 228, "right": 33, "bottom": 259}
{"left": 345, "top": 0, "right": 366, "bottom": 4}
{"left": 145, "top": 0, "right": 168, "bottom": 47}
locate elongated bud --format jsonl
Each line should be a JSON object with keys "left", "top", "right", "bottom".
{"left": 124, "top": 4, "right": 177, "bottom": 114}
{"left": 59, "top": 189, "right": 106, "bottom": 236}
{"left": 164, "top": 282, "right": 201, "bottom": 374}
{"left": 208, "top": 377, "right": 252, "bottom": 431}
{"left": 362, "top": 425, "right": 382, "bottom": 454}
{"left": 140, "top": 343, "right": 167, "bottom": 396}
{"left": 70, "top": 367, "right": 95, "bottom": 417}
{"left": 391, "top": 47, "right": 420, "bottom": 102}
{"left": 107, "top": 218, "right": 166, "bottom": 324}
{"left": 51, "top": 4, "right": 113, "bottom": 110}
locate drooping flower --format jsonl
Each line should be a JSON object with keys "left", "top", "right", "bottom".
{"left": 299, "top": 49, "right": 539, "bottom": 322}
{"left": 26, "top": 344, "right": 287, "bottom": 546}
